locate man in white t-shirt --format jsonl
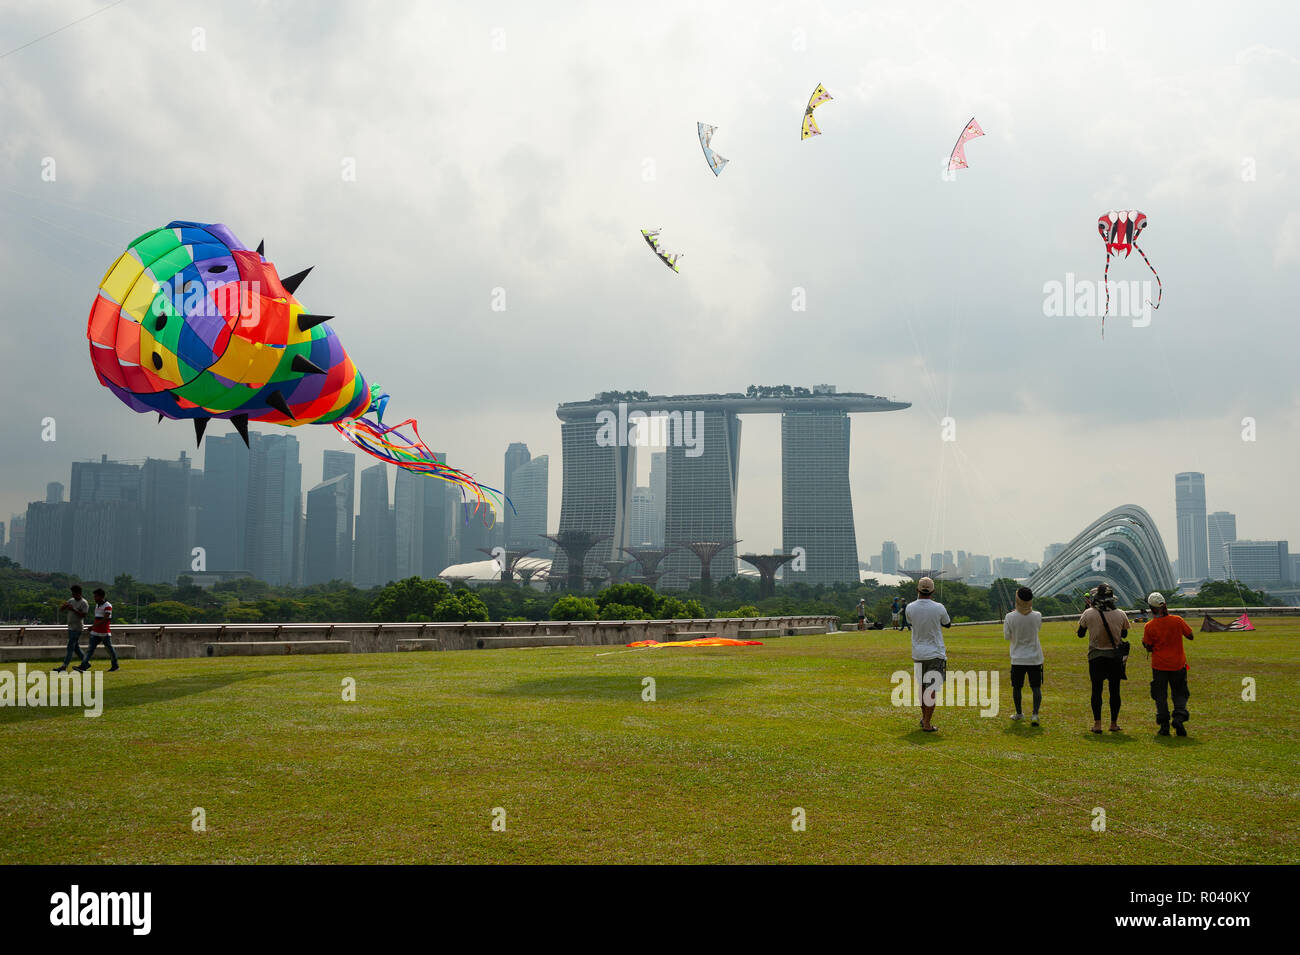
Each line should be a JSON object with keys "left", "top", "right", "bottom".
{"left": 54, "top": 584, "right": 90, "bottom": 672}
{"left": 1003, "top": 586, "right": 1044, "bottom": 726}
{"left": 905, "top": 577, "right": 951, "bottom": 732}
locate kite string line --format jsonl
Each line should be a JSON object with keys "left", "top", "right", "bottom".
{"left": 0, "top": 0, "right": 128, "bottom": 58}
{"left": 1133, "top": 242, "right": 1162, "bottom": 309}
{"left": 797, "top": 698, "right": 1231, "bottom": 864}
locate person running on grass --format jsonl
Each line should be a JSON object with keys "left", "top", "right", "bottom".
{"left": 1142, "top": 591, "right": 1194, "bottom": 737}
{"left": 54, "top": 584, "right": 89, "bottom": 672}
{"left": 906, "top": 576, "right": 951, "bottom": 733}
{"left": 1003, "top": 585, "right": 1044, "bottom": 726}
{"left": 76, "top": 587, "right": 118, "bottom": 672}
{"left": 1077, "top": 583, "right": 1129, "bottom": 733}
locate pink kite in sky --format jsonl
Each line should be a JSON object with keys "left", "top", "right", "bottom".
{"left": 947, "top": 117, "right": 984, "bottom": 172}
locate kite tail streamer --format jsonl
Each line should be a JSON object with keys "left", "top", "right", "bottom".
{"left": 333, "top": 416, "right": 512, "bottom": 526}
{"left": 1134, "top": 242, "right": 1162, "bottom": 310}
{"left": 1102, "top": 252, "right": 1111, "bottom": 339}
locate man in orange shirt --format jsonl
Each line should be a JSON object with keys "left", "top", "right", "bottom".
{"left": 1142, "top": 592, "right": 1193, "bottom": 736}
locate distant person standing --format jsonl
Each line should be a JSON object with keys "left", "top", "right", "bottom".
{"left": 76, "top": 587, "right": 119, "bottom": 672}
{"left": 1077, "top": 584, "right": 1129, "bottom": 733}
{"left": 1003, "top": 586, "right": 1044, "bottom": 725}
{"left": 856, "top": 598, "right": 867, "bottom": 631}
{"left": 54, "top": 585, "right": 89, "bottom": 672}
{"left": 906, "top": 577, "right": 951, "bottom": 733}
{"left": 891, "top": 596, "right": 901, "bottom": 630}
{"left": 1142, "top": 592, "right": 1194, "bottom": 736}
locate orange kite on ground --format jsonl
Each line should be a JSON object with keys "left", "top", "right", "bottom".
{"left": 626, "top": 637, "right": 764, "bottom": 648}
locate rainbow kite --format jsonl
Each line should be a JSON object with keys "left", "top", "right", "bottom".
{"left": 86, "top": 221, "right": 506, "bottom": 520}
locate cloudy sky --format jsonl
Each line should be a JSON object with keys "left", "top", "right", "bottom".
{"left": 1, "top": 0, "right": 1296, "bottom": 568}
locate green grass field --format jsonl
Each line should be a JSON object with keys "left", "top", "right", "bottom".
{"left": 1, "top": 619, "right": 1295, "bottom": 864}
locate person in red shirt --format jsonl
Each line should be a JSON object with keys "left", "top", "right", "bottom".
{"left": 1142, "top": 591, "right": 1192, "bottom": 736}
{"left": 75, "top": 587, "right": 119, "bottom": 672}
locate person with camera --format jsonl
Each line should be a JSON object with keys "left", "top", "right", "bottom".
{"left": 1142, "top": 591, "right": 1194, "bottom": 736}
{"left": 1076, "top": 583, "right": 1129, "bottom": 733}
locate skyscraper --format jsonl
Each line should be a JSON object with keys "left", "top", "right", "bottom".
{"left": 509, "top": 454, "right": 549, "bottom": 553}
{"left": 1175, "top": 472, "right": 1209, "bottom": 583}
{"left": 46, "top": 482, "right": 64, "bottom": 504}
{"left": 503, "top": 442, "right": 531, "bottom": 551}
{"left": 355, "top": 463, "right": 394, "bottom": 587}
{"left": 1223, "top": 540, "right": 1291, "bottom": 586}
{"left": 140, "top": 453, "right": 193, "bottom": 584}
{"left": 629, "top": 486, "right": 656, "bottom": 548}
{"left": 394, "top": 467, "right": 441, "bottom": 579}
{"left": 419, "top": 451, "right": 452, "bottom": 577}
{"left": 781, "top": 409, "right": 857, "bottom": 585}
{"left": 322, "top": 450, "right": 356, "bottom": 580}
{"left": 69, "top": 455, "right": 143, "bottom": 578}
{"left": 244, "top": 432, "right": 301, "bottom": 586}
{"left": 663, "top": 410, "right": 741, "bottom": 587}
{"left": 1206, "top": 511, "right": 1237, "bottom": 581}
{"left": 882, "top": 541, "right": 900, "bottom": 574}
{"left": 305, "top": 474, "right": 352, "bottom": 584}
{"left": 553, "top": 416, "right": 635, "bottom": 584}
{"left": 199, "top": 434, "right": 249, "bottom": 571}
{"left": 648, "top": 451, "right": 666, "bottom": 547}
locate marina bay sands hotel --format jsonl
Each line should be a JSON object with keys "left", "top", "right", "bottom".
{"left": 553, "top": 385, "right": 910, "bottom": 588}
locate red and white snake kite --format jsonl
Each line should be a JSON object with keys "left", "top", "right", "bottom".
{"left": 1097, "top": 209, "right": 1162, "bottom": 339}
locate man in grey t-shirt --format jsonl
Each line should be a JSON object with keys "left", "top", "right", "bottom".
{"left": 905, "top": 577, "right": 952, "bottom": 732}
{"left": 54, "top": 584, "right": 89, "bottom": 672}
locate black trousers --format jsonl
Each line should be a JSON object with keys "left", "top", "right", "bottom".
{"left": 1150, "top": 668, "right": 1190, "bottom": 726}
{"left": 1089, "top": 655, "right": 1123, "bottom": 722}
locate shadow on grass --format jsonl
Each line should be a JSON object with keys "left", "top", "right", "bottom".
{"left": 495, "top": 675, "right": 751, "bottom": 701}
{"left": 1002, "top": 722, "right": 1045, "bottom": 735}
{"left": 0, "top": 669, "right": 277, "bottom": 724}
{"left": 1153, "top": 733, "right": 1204, "bottom": 747}
{"left": 1081, "top": 730, "right": 1138, "bottom": 744}
{"left": 900, "top": 727, "right": 943, "bottom": 743}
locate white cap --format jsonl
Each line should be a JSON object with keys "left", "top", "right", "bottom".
{"left": 1147, "top": 591, "right": 1167, "bottom": 607}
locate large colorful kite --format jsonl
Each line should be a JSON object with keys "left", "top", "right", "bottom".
{"left": 626, "top": 637, "right": 763, "bottom": 648}
{"left": 640, "top": 228, "right": 682, "bottom": 272}
{"left": 801, "top": 84, "right": 832, "bottom": 140}
{"left": 86, "top": 220, "right": 506, "bottom": 519}
{"left": 697, "top": 122, "right": 729, "bottom": 176}
{"left": 1097, "top": 209, "right": 1163, "bottom": 338}
{"left": 947, "top": 117, "right": 984, "bottom": 172}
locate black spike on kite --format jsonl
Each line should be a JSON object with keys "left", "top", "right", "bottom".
{"left": 280, "top": 267, "right": 312, "bottom": 295}
{"left": 157, "top": 412, "right": 165, "bottom": 423}
{"left": 256, "top": 240, "right": 264, "bottom": 255}
{"left": 232, "top": 414, "right": 250, "bottom": 447}
{"left": 194, "top": 417, "right": 209, "bottom": 447}
{"left": 266, "top": 389, "right": 295, "bottom": 420}
{"left": 296, "top": 313, "right": 332, "bottom": 332}
{"left": 291, "top": 354, "right": 326, "bottom": 375}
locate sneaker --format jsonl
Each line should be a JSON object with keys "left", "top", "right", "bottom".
{"left": 73, "top": 664, "right": 90, "bottom": 672}
{"left": 1173, "top": 721, "right": 1187, "bottom": 737}
{"left": 1010, "top": 713, "right": 1024, "bottom": 721}
{"left": 1157, "top": 722, "right": 1170, "bottom": 736}
{"left": 108, "top": 664, "right": 120, "bottom": 672}
{"left": 53, "top": 665, "right": 66, "bottom": 672}
{"left": 1031, "top": 714, "right": 1039, "bottom": 726}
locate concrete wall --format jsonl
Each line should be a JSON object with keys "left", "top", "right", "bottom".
{"left": 0, "top": 616, "right": 842, "bottom": 659}
{"left": 951, "top": 606, "right": 1298, "bottom": 627}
